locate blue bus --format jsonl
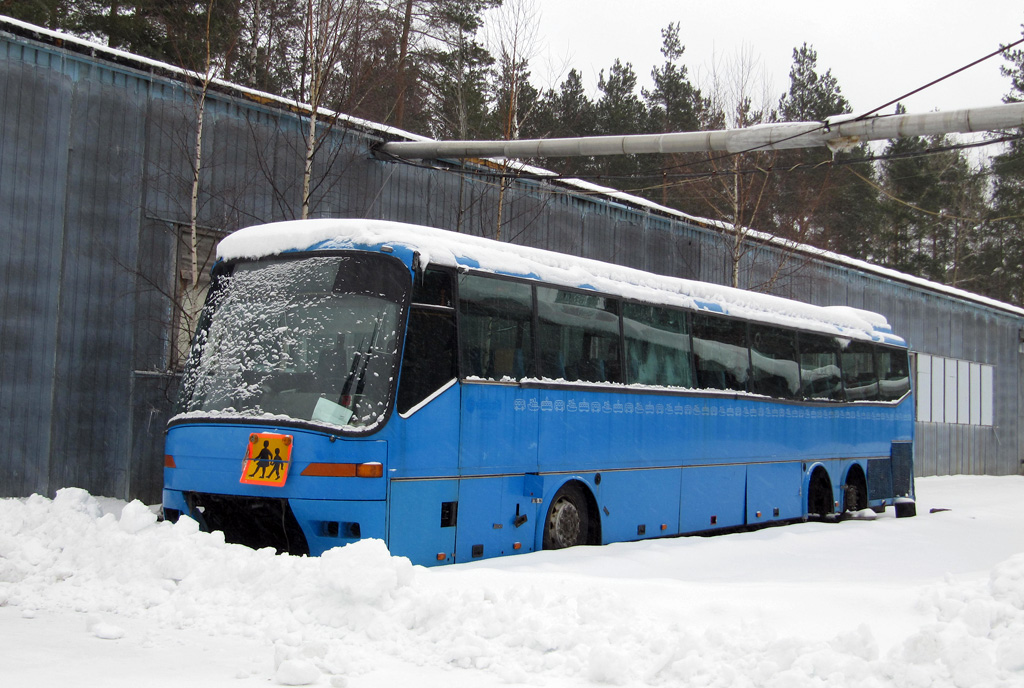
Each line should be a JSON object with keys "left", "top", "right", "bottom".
{"left": 163, "top": 219, "right": 916, "bottom": 566}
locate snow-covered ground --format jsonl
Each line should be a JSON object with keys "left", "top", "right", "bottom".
{"left": 2, "top": 476, "right": 1023, "bottom": 687}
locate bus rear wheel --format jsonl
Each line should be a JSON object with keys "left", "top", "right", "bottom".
{"left": 844, "top": 468, "right": 868, "bottom": 513}
{"left": 543, "top": 483, "right": 591, "bottom": 549}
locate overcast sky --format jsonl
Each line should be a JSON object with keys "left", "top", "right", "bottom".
{"left": 520, "top": 1, "right": 1023, "bottom": 120}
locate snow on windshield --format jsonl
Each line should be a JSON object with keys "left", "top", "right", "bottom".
{"left": 176, "top": 254, "right": 406, "bottom": 431}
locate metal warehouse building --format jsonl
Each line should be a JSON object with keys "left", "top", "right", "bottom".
{"left": 1, "top": 17, "right": 1022, "bottom": 504}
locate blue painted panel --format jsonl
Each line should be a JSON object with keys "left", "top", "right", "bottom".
{"left": 386, "top": 383, "right": 461, "bottom": 477}
{"left": 388, "top": 479, "right": 458, "bottom": 566}
{"left": 460, "top": 383, "right": 539, "bottom": 475}
{"left": 165, "top": 382, "right": 915, "bottom": 565}
{"left": 535, "top": 388, "right": 649, "bottom": 471}
{"left": 453, "top": 475, "right": 540, "bottom": 562}
{"left": 162, "top": 488, "right": 189, "bottom": 515}
{"left": 679, "top": 465, "right": 747, "bottom": 531}
{"left": 453, "top": 477, "right": 502, "bottom": 562}
{"left": 524, "top": 386, "right": 911, "bottom": 470}
{"left": 596, "top": 468, "right": 682, "bottom": 542}
{"left": 290, "top": 499, "right": 386, "bottom": 556}
{"left": 165, "top": 423, "right": 387, "bottom": 500}
{"left": 746, "top": 462, "right": 804, "bottom": 523}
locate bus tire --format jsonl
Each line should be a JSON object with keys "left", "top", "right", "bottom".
{"left": 844, "top": 467, "right": 868, "bottom": 513}
{"left": 543, "top": 483, "right": 591, "bottom": 550}
{"left": 807, "top": 468, "right": 833, "bottom": 518}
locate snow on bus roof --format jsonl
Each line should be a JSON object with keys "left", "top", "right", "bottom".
{"left": 217, "top": 219, "right": 904, "bottom": 344}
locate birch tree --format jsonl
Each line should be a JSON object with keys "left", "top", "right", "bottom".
{"left": 298, "top": 0, "right": 364, "bottom": 219}
{"left": 486, "top": 0, "right": 540, "bottom": 239}
{"left": 694, "top": 46, "right": 778, "bottom": 288}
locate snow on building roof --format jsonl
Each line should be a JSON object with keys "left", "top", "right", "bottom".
{"left": 483, "top": 158, "right": 1024, "bottom": 319}
{"left": 217, "top": 218, "right": 905, "bottom": 345}
{"left": 0, "top": 14, "right": 422, "bottom": 144}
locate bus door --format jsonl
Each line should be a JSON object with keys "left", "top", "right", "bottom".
{"left": 388, "top": 269, "right": 461, "bottom": 565}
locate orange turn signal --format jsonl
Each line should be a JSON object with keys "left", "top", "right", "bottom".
{"left": 355, "top": 462, "right": 384, "bottom": 478}
{"left": 164, "top": 455, "right": 176, "bottom": 468}
{"left": 301, "top": 462, "right": 383, "bottom": 478}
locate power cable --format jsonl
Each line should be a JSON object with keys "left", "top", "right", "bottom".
{"left": 853, "top": 35, "right": 1024, "bottom": 121}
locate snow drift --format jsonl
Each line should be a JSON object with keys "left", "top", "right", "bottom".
{"left": 2, "top": 478, "right": 1024, "bottom": 687}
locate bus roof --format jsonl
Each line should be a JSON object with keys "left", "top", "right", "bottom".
{"left": 217, "top": 219, "right": 905, "bottom": 346}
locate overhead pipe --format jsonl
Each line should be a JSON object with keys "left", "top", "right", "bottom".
{"left": 378, "top": 102, "right": 1024, "bottom": 160}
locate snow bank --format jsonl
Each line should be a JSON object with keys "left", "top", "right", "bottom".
{"left": 2, "top": 483, "right": 1024, "bottom": 686}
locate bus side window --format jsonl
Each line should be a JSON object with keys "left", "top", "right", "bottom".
{"left": 797, "top": 333, "right": 843, "bottom": 400}
{"left": 876, "top": 346, "right": 910, "bottom": 401}
{"left": 622, "top": 302, "right": 694, "bottom": 388}
{"left": 749, "top": 325, "right": 799, "bottom": 399}
{"left": 537, "top": 287, "right": 621, "bottom": 383}
{"left": 397, "top": 308, "right": 456, "bottom": 414}
{"left": 397, "top": 269, "right": 457, "bottom": 414}
{"left": 691, "top": 313, "right": 749, "bottom": 392}
{"left": 412, "top": 268, "right": 454, "bottom": 307}
{"left": 458, "top": 274, "right": 534, "bottom": 381}
{"left": 840, "top": 341, "right": 879, "bottom": 401}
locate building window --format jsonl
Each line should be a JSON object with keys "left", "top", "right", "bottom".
{"left": 916, "top": 354, "right": 993, "bottom": 426}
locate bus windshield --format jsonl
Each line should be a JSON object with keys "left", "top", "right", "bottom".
{"left": 175, "top": 252, "right": 409, "bottom": 431}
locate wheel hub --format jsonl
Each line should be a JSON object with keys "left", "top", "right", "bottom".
{"left": 549, "top": 498, "right": 581, "bottom": 547}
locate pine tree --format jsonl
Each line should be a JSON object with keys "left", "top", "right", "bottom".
{"left": 3, "top": 0, "right": 73, "bottom": 30}
{"left": 777, "top": 43, "right": 849, "bottom": 122}
{"left": 876, "top": 129, "right": 931, "bottom": 272}
{"left": 527, "top": 69, "right": 598, "bottom": 177}
{"left": 415, "top": 0, "right": 499, "bottom": 140}
{"left": 485, "top": 51, "right": 540, "bottom": 141}
{"left": 593, "top": 58, "right": 648, "bottom": 191}
{"left": 769, "top": 43, "right": 879, "bottom": 255}
{"left": 640, "top": 23, "right": 707, "bottom": 209}
{"left": 595, "top": 58, "right": 646, "bottom": 135}
{"left": 226, "top": 0, "right": 304, "bottom": 98}
{"left": 983, "top": 34, "right": 1024, "bottom": 304}
{"left": 643, "top": 22, "right": 701, "bottom": 134}
{"left": 873, "top": 101, "right": 990, "bottom": 292}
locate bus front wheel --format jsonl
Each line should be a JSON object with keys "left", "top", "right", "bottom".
{"left": 543, "top": 483, "right": 591, "bottom": 549}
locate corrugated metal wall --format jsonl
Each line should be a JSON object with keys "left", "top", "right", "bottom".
{"left": 1, "top": 23, "right": 1021, "bottom": 502}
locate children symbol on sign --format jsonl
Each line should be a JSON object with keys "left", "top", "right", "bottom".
{"left": 250, "top": 441, "right": 273, "bottom": 478}
{"left": 267, "top": 448, "right": 284, "bottom": 481}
